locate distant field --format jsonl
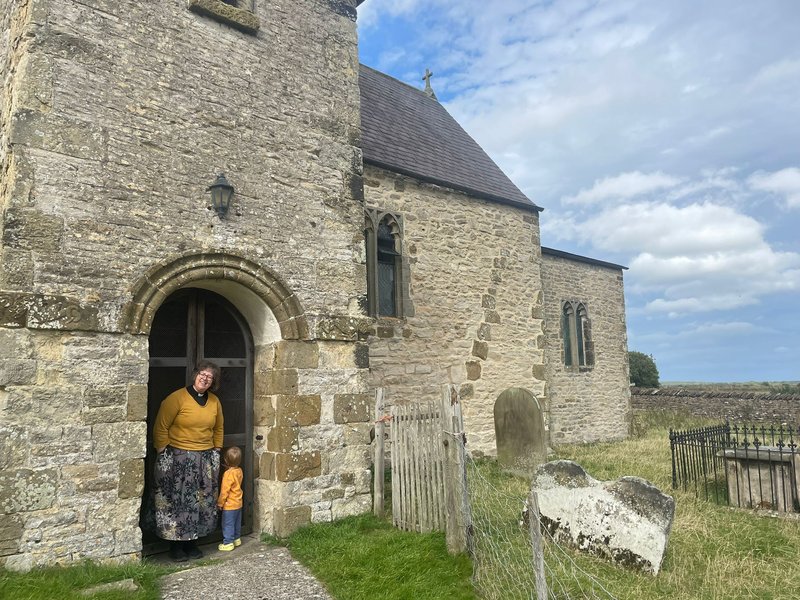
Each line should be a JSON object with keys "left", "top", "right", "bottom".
{"left": 661, "top": 381, "right": 800, "bottom": 393}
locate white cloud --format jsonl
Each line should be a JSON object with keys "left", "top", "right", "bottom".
{"left": 358, "top": 0, "right": 800, "bottom": 379}
{"left": 576, "top": 201, "right": 764, "bottom": 255}
{"left": 357, "top": 0, "right": 423, "bottom": 28}
{"left": 748, "top": 167, "right": 800, "bottom": 209}
{"left": 562, "top": 171, "right": 682, "bottom": 205}
{"left": 749, "top": 58, "right": 800, "bottom": 90}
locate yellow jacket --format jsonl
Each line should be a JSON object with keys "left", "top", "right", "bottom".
{"left": 218, "top": 466, "right": 243, "bottom": 510}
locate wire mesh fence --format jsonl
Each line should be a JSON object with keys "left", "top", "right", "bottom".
{"left": 464, "top": 454, "right": 618, "bottom": 599}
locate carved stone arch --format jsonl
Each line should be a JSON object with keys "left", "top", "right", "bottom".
{"left": 364, "top": 207, "right": 407, "bottom": 317}
{"left": 365, "top": 208, "right": 403, "bottom": 240}
{"left": 124, "top": 252, "right": 309, "bottom": 340}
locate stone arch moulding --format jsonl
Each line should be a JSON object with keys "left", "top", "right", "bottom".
{"left": 124, "top": 252, "right": 309, "bottom": 339}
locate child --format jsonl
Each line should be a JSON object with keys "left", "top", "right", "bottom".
{"left": 217, "top": 446, "right": 243, "bottom": 551}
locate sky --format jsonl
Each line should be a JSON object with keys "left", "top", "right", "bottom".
{"left": 356, "top": 0, "right": 800, "bottom": 383}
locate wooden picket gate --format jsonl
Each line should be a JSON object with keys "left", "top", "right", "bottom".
{"left": 373, "top": 385, "right": 472, "bottom": 553}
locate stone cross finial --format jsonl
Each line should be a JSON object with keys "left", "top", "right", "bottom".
{"left": 422, "top": 68, "right": 437, "bottom": 99}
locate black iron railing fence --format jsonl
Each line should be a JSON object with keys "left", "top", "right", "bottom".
{"left": 670, "top": 423, "right": 800, "bottom": 512}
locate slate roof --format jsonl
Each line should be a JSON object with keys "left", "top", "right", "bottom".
{"left": 359, "top": 64, "right": 541, "bottom": 212}
{"left": 541, "top": 247, "right": 628, "bottom": 271}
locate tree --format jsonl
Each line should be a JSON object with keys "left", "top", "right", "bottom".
{"left": 629, "top": 351, "right": 660, "bottom": 387}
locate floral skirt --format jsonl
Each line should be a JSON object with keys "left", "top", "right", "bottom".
{"left": 153, "top": 447, "right": 220, "bottom": 541}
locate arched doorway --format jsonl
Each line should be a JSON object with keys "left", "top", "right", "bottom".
{"left": 140, "top": 288, "right": 254, "bottom": 551}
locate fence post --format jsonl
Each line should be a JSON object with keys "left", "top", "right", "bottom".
{"left": 441, "top": 384, "right": 472, "bottom": 554}
{"left": 373, "top": 388, "right": 385, "bottom": 518}
{"left": 527, "top": 489, "right": 548, "bottom": 600}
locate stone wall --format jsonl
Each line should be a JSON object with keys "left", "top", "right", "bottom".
{"left": 0, "top": 0, "right": 371, "bottom": 570}
{"left": 541, "top": 252, "right": 630, "bottom": 444}
{"left": 632, "top": 387, "right": 800, "bottom": 423}
{"left": 363, "top": 165, "right": 546, "bottom": 455}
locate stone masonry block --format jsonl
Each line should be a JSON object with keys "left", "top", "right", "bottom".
{"left": 0, "top": 425, "right": 29, "bottom": 471}
{"left": 532, "top": 364, "right": 546, "bottom": 381}
{"left": 267, "top": 427, "right": 299, "bottom": 453}
{"left": 0, "top": 514, "right": 22, "bottom": 557}
{"left": 472, "top": 340, "right": 489, "bottom": 360}
{"left": 0, "top": 468, "right": 57, "bottom": 513}
{"left": 274, "top": 340, "right": 319, "bottom": 370}
{"left": 259, "top": 452, "right": 275, "bottom": 480}
{"left": 333, "top": 394, "right": 372, "bottom": 424}
{"left": 126, "top": 384, "right": 147, "bottom": 421}
{"left": 275, "top": 395, "right": 321, "bottom": 427}
{"left": 118, "top": 459, "right": 144, "bottom": 499}
{"left": 465, "top": 360, "right": 482, "bottom": 381}
{"left": 343, "top": 423, "right": 372, "bottom": 446}
{"left": 273, "top": 505, "right": 312, "bottom": 538}
{"left": 484, "top": 310, "right": 501, "bottom": 324}
{"left": 84, "top": 386, "right": 126, "bottom": 408}
{"left": 0, "top": 360, "right": 36, "bottom": 386}
{"left": 259, "top": 370, "right": 298, "bottom": 395}
{"left": 92, "top": 422, "right": 146, "bottom": 462}
{"left": 255, "top": 395, "right": 276, "bottom": 427}
{"left": 275, "top": 451, "right": 321, "bottom": 482}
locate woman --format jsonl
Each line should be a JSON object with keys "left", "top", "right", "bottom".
{"left": 153, "top": 360, "right": 224, "bottom": 561}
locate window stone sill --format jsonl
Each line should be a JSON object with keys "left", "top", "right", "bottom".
{"left": 188, "top": 0, "right": 260, "bottom": 35}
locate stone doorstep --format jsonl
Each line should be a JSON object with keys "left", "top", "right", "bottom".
{"left": 145, "top": 533, "right": 264, "bottom": 568}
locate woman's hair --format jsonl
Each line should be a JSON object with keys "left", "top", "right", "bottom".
{"left": 192, "top": 360, "right": 222, "bottom": 392}
{"left": 223, "top": 446, "right": 242, "bottom": 468}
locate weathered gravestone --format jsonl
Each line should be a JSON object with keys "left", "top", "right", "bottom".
{"left": 531, "top": 460, "right": 675, "bottom": 574}
{"left": 494, "top": 388, "right": 547, "bottom": 476}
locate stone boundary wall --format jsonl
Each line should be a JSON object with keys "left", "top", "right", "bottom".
{"left": 632, "top": 387, "right": 800, "bottom": 424}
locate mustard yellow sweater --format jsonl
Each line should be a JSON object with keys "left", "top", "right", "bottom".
{"left": 153, "top": 387, "right": 224, "bottom": 451}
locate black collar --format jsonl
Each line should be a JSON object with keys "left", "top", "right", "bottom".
{"left": 187, "top": 385, "right": 208, "bottom": 406}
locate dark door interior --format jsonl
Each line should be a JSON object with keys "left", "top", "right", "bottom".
{"left": 140, "top": 288, "right": 254, "bottom": 552}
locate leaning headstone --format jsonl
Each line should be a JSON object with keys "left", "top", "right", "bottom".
{"left": 494, "top": 388, "right": 547, "bottom": 476}
{"left": 531, "top": 460, "right": 675, "bottom": 574}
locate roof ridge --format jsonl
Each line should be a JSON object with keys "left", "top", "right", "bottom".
{"left": 359, "top": 63, "right": 436, "bottom": 101}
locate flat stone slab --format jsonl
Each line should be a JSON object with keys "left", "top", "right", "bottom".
{"left": 532, "top": 460, "right": 675, "bottom": 574}
{"left": 157, "top": 540, "right": 331, "bottom": 600}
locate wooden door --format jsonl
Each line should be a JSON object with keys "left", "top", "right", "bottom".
{"left": 141, "top": 288, "right": 254, "bottom": 550}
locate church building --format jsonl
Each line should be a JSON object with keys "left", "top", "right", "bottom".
{"left": 0, "top": 0, "right": 630, "bottom": 569}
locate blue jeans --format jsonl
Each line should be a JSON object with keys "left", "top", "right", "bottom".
{"left": 221, "top": 508, "right": 241, "bottom": 545}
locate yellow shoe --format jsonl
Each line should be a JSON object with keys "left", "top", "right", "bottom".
{"left": 218, "top": 543, "right": 234, "bottom": 552}
{"left": 233, "top": 538, "right": 242, "bottom": 547}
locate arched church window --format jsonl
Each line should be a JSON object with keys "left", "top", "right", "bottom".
{"left": 561, "top": 301, "right": 593, "bottom": 368}
{"left": 365, "top": 209, "right": 405, "bottom": 317}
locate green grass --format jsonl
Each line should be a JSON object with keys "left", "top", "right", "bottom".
{"left": 6, "top": 410, "right": 800, "bottom": 600}
{"left": 285, "top": 514, "right": 476, "bottom": 600}
{"left": 0, "top": 560, "right": 173, "bottom": 600}
{"left": 463, "top": 410, "right": 800, "bottom": 600}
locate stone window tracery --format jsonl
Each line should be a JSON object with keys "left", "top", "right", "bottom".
{"left": 561, "top": 301, "right": 593, "bottom": 368}
{"left": 364, "top": 209, "right": 405, "bottom": 318}
{"left": 188, "top": 0, "right": 260, "bottom": 35}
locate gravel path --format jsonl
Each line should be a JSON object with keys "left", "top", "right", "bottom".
{"left": 154, "top": 537, "right": 332, "bottom": 600}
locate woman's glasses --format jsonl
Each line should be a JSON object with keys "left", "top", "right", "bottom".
{"left": 197, "top": 372, "right": 214, "bottom": 382}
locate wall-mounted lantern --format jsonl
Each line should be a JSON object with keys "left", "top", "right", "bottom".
{"left": 208, "top": 173, "right": 235, "bottom": 218}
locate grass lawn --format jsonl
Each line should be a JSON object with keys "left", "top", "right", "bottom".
{"left": 0, "top": 560, "right": 172, "bottom": 600}
{"left": 284, "top": 514, "right": 476, "bottom": 600}
{"left": 467, "top": 410, "right": 800, "bottom": 600}
{"left": 5, "top": 410, "right": 800, "bottom": 599}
